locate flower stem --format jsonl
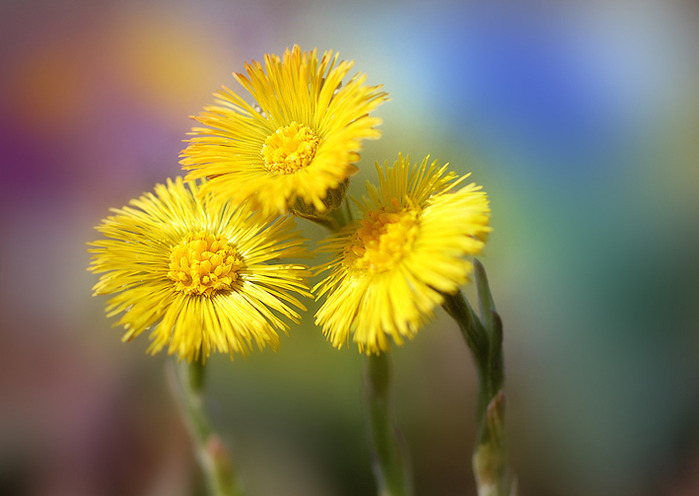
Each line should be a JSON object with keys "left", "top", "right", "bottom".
{"left": 168, "top": 360, "right": 243, "bottom": 496}
{"left": 442, "top": 260, "right": 516, "bottom": 496}
{"left": 313, "top": 201, "right": 412, "bottom": 495}
{"left": 363, "top": 352, "right": 414, "bottom": 496}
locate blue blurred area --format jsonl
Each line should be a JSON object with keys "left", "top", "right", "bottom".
{"left": 427, "top": 3, "right": 619, "bottom": 173}
{"left": 1, "top": 1, "right": 698, "bottom": 495}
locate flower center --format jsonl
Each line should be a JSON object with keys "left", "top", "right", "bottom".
{"left": 344, "top": 204, "right": 420, "bottom": 274}
{"left": 261, "top": 122, "right": 320, "bottom": 174}
{"left": 168, "top": 231, "right": 244, "bottom": 297}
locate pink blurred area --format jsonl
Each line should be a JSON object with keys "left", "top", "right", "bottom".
{"left": 1, "top": 1, "right": 699, "bottom": 496}
{"left": 1, "top": 2, "right": 243, "bottom": 204}
{"left": 0, "top": 2, "right": 267, "bottom": 495}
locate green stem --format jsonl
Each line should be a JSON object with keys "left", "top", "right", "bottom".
{"left": 442, "top": 261, "right": 515, "bottom": 496}
{"left": 294, "top": 210, "right": 344, "bottom": 232}
{"left": 311, "top": 197, "right": 412, "bottom": 496}
{"left": 442, "top": 289, "right": 494, "bottom": 419}
{"left": 290, "top": 182, "right": 351, "bottom": 232}
{"left": 169, "top": 360, "right": 243, "bottom": 496}
{"left": 363, "top": 352, "right": 413, "bottom": 496}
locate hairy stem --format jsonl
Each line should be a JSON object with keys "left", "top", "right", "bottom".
{"left": 364, "top": 352, "right": 414, "bottom": 496}
{"left": 168, "top": 360, "right": 243, "bottom": 496}
{"left": 442, "top": 260, "right": 516, "bottom": 496}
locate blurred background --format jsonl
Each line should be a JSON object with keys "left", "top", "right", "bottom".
{"left": 1, "top": 0, "right": 698, "bottom": 495}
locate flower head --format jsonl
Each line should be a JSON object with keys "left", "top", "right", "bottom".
{"left": 180, "top": 45, "right": 388, "bottom": 216}
{"left": 88, "top": 177, "right": 311, "bottom": 362}
{"left": 314, "top": 155, "right": 492, "bottom": 354}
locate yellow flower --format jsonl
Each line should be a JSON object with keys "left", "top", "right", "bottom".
{"left": 314, "top": 155, "right": 492, "bottom": 354}
{"left": 180, "top": 45, "right": 388, "bottom": 216}
{"left": 88, "top": 177, "right": 311, "bottom": 362}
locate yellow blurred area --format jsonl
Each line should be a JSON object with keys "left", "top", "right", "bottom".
{"left": 6, "top": 4, "right": 231, "bottom": 136}
{"left": 105, "top": 6, "right": 230, "bottom": 114}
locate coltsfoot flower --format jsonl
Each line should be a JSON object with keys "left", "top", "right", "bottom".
{"left": 314, "top": 155, "right": 492, "bottom": 354}
{"left": 88, "top": 177, "right": 311, "bottom": 362}
{"left": 180, "top": 45, "right": 388, "bottom": 216}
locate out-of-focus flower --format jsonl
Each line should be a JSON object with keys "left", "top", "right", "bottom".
{"left": 180, "top": 45, "right": 388, "bottom": 216}
{"left": 314, "top": 155, "right": 491, "bottom": 354}
{"left": 88, "top": 177, "right": 310, "bottom": 362}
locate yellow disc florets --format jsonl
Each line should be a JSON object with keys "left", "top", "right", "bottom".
{"left": 261, "top": 121, "right": 321, "bottom": 174}
{"left": 344, "top": 200, "right": 420, "bottom": 274}
{"left": 168, "top": 231, "right": 244, "bottom": 297}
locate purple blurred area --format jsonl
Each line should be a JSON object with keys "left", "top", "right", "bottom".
{"left": 1, "top": 1, "right": 698, "bottom": 495}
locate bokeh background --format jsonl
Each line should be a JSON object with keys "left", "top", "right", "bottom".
{"left": 1, "top": 0, "right": 698, "bottom": 495}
